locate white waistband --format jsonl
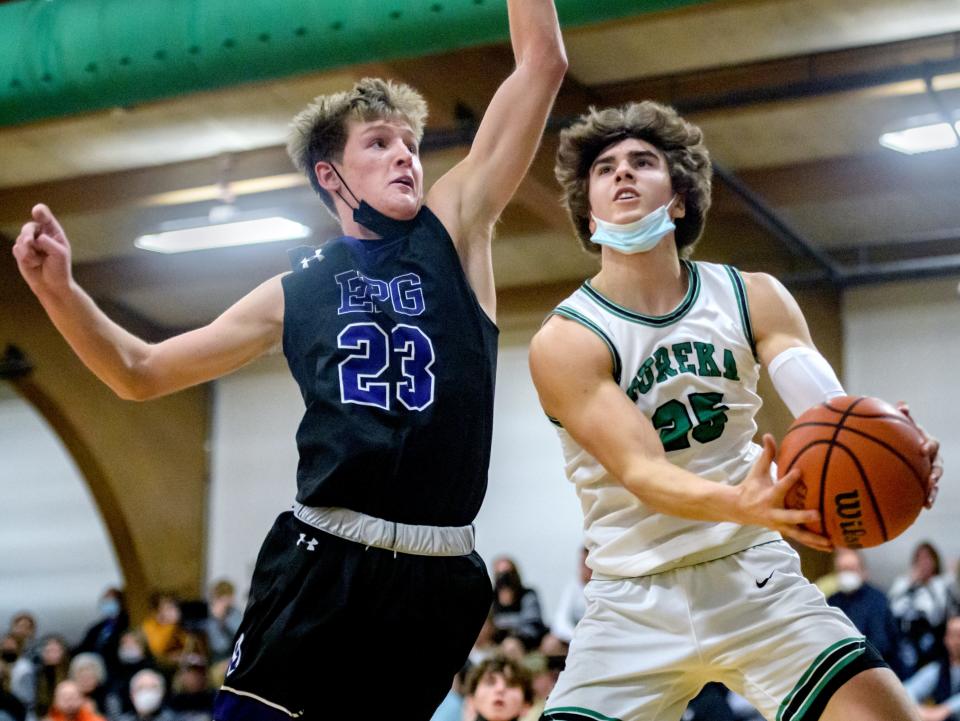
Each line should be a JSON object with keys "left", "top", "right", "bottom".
{"left": 292, "top": 503, "right": 475, "bottom": 557}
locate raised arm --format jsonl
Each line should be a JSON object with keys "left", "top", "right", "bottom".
{"left": 13, "top": 204, "right": 284, "bottom": 401}
{"left": 529, "top": 316, "right": 833, "bottom": 551}
{"left": 427, "top": 1, "right": 567, "bottom": 301}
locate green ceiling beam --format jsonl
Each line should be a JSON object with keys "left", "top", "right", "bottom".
{"left": 0, "top": 0, "right": 713, "bottom": 127}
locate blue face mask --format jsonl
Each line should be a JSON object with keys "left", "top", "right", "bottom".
{"left": 590, "top": 196, "right": 677, "bottom": 254}
{"left": 99, "top": 598, "right": 121, "bottom": 619}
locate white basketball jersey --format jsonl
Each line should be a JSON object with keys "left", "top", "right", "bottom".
{"left": 551, "top": 260, "right": 779, "bottom": 578}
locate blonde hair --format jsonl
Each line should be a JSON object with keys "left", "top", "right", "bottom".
{"left": 287, "top": 78, "right": 428, "bottom": 214}
{"left": 555, "top": 101, "right": 712, "bottom": 256}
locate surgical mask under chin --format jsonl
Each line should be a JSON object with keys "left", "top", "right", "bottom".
{"left": 331, "top": 164, "right": 418, "bottom": 239}
{"left": 132, "top": 688, "right": 163, "bottom": 715}
{"left": 836, "top": 571, "right": 863, "bottom": 594}
{"left": 590, "top": 196, "right": 677, "bottom": 254}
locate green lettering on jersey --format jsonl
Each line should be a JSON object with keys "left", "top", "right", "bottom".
{"left": 672, "top": 342, "right": 695, "bottom": 374}
{"left": 694, "top": 341, "right": 721, "bottom": 377}
{"left": 627, "top": 357, "right": 656, "bottom": 400}
{"left": 654, "top": 347, "right": 678, "bottom": 383}
{"left": 722, "top": 348, "right": 740, "bottom": 381}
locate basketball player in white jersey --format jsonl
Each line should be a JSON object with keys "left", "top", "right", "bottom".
{"left": 529, "top": 101, "right": 942, "bottom": 721}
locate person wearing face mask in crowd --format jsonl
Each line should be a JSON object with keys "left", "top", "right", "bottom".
{"left": 827, "top": 549, "right": 904, "bottom": 677}
{"left": 76, "top": 589, "right": 128, "bottom": 679}
{"left": 118, "top": 670, "right": 177, "bottom": 721}
{"left": 464, "top": 656, "right": 533, "bottom": 721}
{"left": 490, "top": 557, "right": 547, "bottom": 651}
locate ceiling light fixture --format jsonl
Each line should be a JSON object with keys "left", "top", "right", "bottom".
{"left": 135, "top": 208, "right": 311, "bottom": 253}
{"left": 879, "top": 120, "right": 960, "bottom": 154}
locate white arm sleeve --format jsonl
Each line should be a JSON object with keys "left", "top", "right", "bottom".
{"left": 768, "top": 346, "right": 845, "bottom": 418}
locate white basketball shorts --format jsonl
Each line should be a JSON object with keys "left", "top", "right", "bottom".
{"left": 543, "top": 540, "right": 885, "bottom": 721}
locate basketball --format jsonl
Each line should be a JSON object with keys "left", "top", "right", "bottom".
{"left": 778, "top": 396, "right": 930, "bottom": 549}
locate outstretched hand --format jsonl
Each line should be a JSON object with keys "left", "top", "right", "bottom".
{"left": 897, "top": 402, "right": 942, "bottom": 509}
{"left": 12, "top": 204, "right": 73, "bottom": 296}
{"left": 736, "top": 434, "right": 833, "bottom": 552}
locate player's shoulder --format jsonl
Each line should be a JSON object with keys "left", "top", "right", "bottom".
{"left": 739, "top": 269, "right": 786, "bottom": 298}
{"left": 530, "top": 313, "right": 615, "bottom": 378}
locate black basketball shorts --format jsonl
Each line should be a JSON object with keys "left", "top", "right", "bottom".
{"left": 212, "top": 511, "right": 493, "bottom": 720}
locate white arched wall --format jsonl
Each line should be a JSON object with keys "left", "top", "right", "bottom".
{"left": 843, "top": 277, "right": 960, "bottom": 587}
{"left": 0, "top": 384, "right": 123, "bottom": 644}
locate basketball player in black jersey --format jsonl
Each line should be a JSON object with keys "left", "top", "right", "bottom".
{"left": 12, "top": 3, "right": 568, "bottom": 718}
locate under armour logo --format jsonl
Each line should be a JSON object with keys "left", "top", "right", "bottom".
{"left": 226, "top": 633, "right": 244, "bottom": 676}
{"left": 299, "top": 248, "right": 324, "bottom": 269}
{"left": 297, "top": 533, "right": 318, "bottom": 551}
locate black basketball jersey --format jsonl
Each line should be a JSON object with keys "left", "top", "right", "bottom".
{"left": 281, "top": 206, "right": 498, "bottom": 526}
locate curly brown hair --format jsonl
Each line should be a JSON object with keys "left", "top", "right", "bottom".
{"left": 555, "top": 101, "right": 712, "bottom": 256}
{"left": 287, "top": 78, "right": 428, "bottom": 216}
{"left": 465, "top": 654, "right": 534, "bottom": 703}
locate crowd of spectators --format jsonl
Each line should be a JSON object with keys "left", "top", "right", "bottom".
{"left": 2, "top": 542, "right": 958, "bottom": 721}
{"left": 0, "top": 580, "right": 241, "bottom": 721}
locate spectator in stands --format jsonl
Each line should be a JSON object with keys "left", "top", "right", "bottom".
{"left": 948, "top": 558, "right": 960, "bottom": 619}
{"left": 430, "top": 665, "right": 469, "bottom": 721}
{"left": 44, "top": 679, "right": 105, "bottom": 721}
{"left": 904, "top": 615, "right": 960, "bottom": 721}
{"left": 7, "top": 615, "right": 36, "bottom": 656}
{"left": 1, "top": 634, "right": 31, "bottom": 712}
{"left": 548, "top": 547, "right": 590, "bottom": 645}
{"left": 469, "top": 611, "right": 499, "bottom": 666}
{"left": 890, "top": 541, "right": 953, "bottom": 677}
{"left": 34, "top": 636, "right": 71, "bottom": 719}
{"left": 5, "top": 614, "right": 37, "bottom": 709}
{"left": 168, "top": 653, "right": 214, "bottom": 721}
{"left": 110, "top": 632, "right": 156, "bottom": 717}
{"left": 0, "top": 660, "right": 26, "bottom": 721}
{"left": 68, "top": 654, "right": 109, "bottom": 717}
{"left": 204, "top": 580, "right": 242, "bottom": 666}
{"left": 118, "top": 669, "right": 177, "bottom": 721}
{"left": 491, "top": 557, "right": 547, "bottom": 651}
{"left": 76, "top": 589, "right": 128, "bottom": 677}
{"left": 827, "top": 548, "right": 903, "bottom": 675}
{"left": 464, "top": 656, "right": 533, "bottom": 721}
{"left": 140, "top": 593, "right": 186, "bottom": 673}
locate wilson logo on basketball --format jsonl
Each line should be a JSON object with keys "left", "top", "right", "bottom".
{"left": 834, "top": 490, "right": 866, "bottom": 548}
{"left": 778, "top": 395, "right": 930, "bottom": 549}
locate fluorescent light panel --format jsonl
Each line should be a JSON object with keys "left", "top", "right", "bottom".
{"left": 135, "top": 216, "right": 310, "bottom": 254}
{"left": 880, "top": 121, "right": 960, "bottom": 155}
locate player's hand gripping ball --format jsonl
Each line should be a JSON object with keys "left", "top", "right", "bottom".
{"left": 777, "top": 396, "right": 930, "bottom": 549}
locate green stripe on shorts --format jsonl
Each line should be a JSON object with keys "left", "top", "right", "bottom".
{"left": 543, "top": 706, "right": 623, "bottom": 721}
{"left": 777, "top": 637, "right": 866, "bottom": 721}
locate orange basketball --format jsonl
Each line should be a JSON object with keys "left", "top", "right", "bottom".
{"left": 778, "top": 396, "right": 930, "bottom": 549}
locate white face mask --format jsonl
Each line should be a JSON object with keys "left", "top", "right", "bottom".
{"left": 836, "top": 570, "right": 863, "bottom": 594}
{"left": 590, "top": 196, "right": 677, "bottom": 254}
{"left": 132, "top": 687, "right": 163, "bottom": 716}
